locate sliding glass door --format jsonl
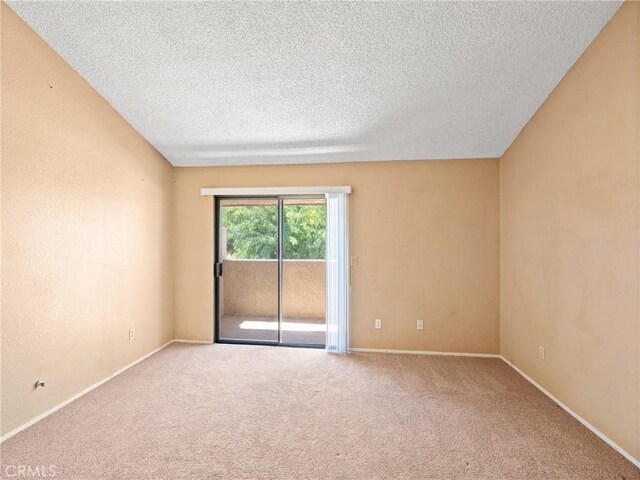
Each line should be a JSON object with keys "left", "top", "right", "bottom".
{"left": 215, "top": 196, "right": 326, "bottom": 347}
{"left": 281, "top": 198, "right": 326, "bottom": 345}
{"left": 216, "top": 198, "right": 279, "bottom": 343}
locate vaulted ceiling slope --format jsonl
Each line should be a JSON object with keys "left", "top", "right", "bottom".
{"left": 9, "top": 1, "right": 621, "bottom": 167}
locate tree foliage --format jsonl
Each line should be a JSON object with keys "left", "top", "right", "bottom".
{"left": 283, "top": 205, "right": 326, "bottom": 259}
{"left": 221, "top": 204, "right": 326, "bottom": 260}
{"left": 221, "top": 206, "right": 278, "bottom": 259}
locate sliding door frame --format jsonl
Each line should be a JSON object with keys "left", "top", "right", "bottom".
{"left": 214, "top": 195, "right": 279, "bottom": 347}
{"left": 214, "top": 195, "right": 326, "bottom": 348}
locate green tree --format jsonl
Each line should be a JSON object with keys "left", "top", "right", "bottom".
{"left": 221, "top": 206, "right": 278, "bottom": 259}
{"left": 221, "top": 204, "right": 325, "bottom": 260}
{"left": 284, "top": 205, "right": 326, "bottom": 259}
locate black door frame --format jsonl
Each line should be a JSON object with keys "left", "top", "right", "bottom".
{"left": 214, "top": 195, "right": 325, "bottom": 348}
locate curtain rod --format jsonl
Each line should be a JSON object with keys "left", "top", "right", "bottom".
{"left": 201, "top": 186, "right": 352, "bottom": 196}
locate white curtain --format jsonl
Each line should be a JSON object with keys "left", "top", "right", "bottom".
{"left": 325, "top": 192, "right": 349, "bottom": 353}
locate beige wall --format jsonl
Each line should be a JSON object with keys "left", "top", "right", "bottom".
{"left": 174, "top": 159, "right": 500, "bottom": 353}
{"left": 1, "top": 4, "right": 174, "bottom": 436}
{"left": 500, "top": 2, "right": 639, "bottom": 461}
{"left": 223, "top": 260, "right": 325, "bottom": 319}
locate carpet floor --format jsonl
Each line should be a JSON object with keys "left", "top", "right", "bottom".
{"left": 1, "top": 343, "right": 638, "bottom": 480}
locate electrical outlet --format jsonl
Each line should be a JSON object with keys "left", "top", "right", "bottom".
{"left": 129, "top": 328, "right": 135, "bottom": 340}
{"left": 417, "top": 320, "right": 424, "bottom": 331}
{"left": 375, "top": 319, "right": 382, "bottom": 329}
{"left": 539, "top": 346, "right": 545, "bottom": 360}
{"left": 350, "top": 256, "right": 357, "bottom": 266}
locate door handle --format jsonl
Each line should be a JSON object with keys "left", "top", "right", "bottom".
{"left": 215, "top": 262, "right": 224, "bottom": 278}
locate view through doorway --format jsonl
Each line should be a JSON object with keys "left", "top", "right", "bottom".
{"left": 215, "top": 196, "right": 327, "bottom": 347}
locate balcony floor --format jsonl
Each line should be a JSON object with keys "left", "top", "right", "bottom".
{"left": 219, "top": 315, "right": 326, "bottom": 346}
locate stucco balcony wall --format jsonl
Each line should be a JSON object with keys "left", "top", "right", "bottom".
{"left": 221, "top": 259, "right": 326, "bottom": 319}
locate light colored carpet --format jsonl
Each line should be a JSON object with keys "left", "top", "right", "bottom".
{"left": 1, "top": 343, "right": 637, "bottom": 479}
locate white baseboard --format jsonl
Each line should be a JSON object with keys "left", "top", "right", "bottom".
{"left": 173, "top": 339, "right": 212, "bottom": 344}
{"left": 349, "top": 347, "right": 500, "bottom": 358}
{"left": 0, "top": 339, "right": 175, "bottom": 444}
{"left": 500, "top": 356, "right": 640, "bottom": 469}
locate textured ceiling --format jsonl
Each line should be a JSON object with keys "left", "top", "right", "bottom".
{"left": 9, "top": 1, "right": 621, "bottom": 166}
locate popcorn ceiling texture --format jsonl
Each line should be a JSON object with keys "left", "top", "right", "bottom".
{"left": 8, "top": 1, "right": 621, "bottom": 166}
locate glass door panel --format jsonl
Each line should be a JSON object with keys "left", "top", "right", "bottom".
{"left": 281, "top": 197, "right": 327, "bottom": 346}
{"left": 217, "top": 198, "right": 279, "bottom": 343}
